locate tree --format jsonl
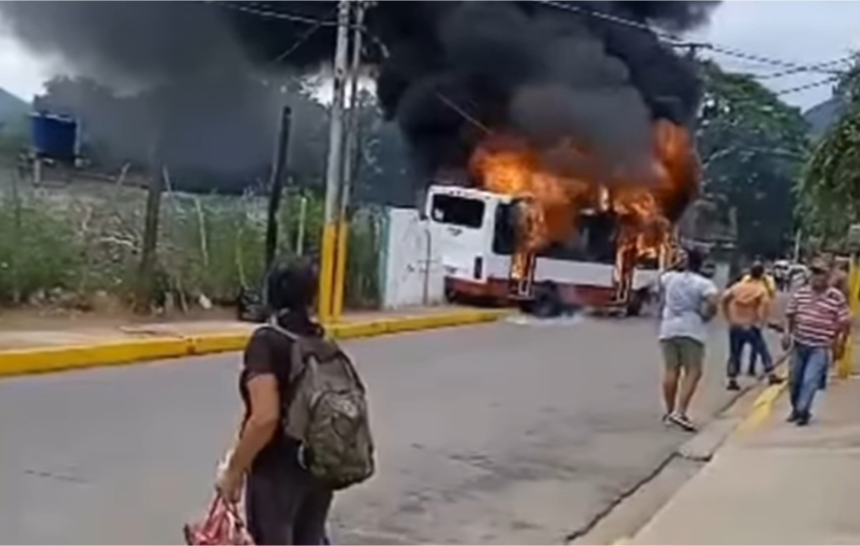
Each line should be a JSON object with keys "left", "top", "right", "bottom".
{"left": 800, "top": 54, "right": 860, "bottom": 246}
{"left": 697, "top": 61, "right": 810, "bottom": 258}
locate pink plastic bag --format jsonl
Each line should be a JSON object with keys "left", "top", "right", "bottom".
{"left": 184, "top": 495, "right": 254, "bottom": 545}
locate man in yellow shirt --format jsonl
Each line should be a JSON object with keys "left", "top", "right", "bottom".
{"left": 723, "top": 264, "right": 781, "bottom": 389}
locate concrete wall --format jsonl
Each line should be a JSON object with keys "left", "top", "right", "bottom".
{"left": 379, "top": 208, "right": 445, "bottom": 309}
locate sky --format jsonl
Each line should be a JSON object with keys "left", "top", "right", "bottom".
{"left": 1, "top": 1, "right": 859, "bottom": 111}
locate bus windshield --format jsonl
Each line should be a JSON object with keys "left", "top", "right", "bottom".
{"left": 430, "top": 194, "right": 486, "bottom": 229}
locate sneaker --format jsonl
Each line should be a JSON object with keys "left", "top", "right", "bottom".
{"left": 786, "top": 412, "right": 799, "bottom": 423}
{"left": 661, "top": 414, "right": 673, "bottom": 427}
{"left": 767, "top": 374, "right": 784, "bottom": 386}
{"left": 727, "top": 379, "right": 741, "bottom": 391}
{"left": 668, "top": 412, "right": 698, "bottom": 433}
{"left": 795, "top": 415, "right": 811, "bottom": 427}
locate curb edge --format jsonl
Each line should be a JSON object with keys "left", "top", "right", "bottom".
{"left": 0, "top": 309, "right": 512, "bottom": 378}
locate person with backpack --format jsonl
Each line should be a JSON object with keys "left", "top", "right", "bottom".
{"left": 216, "top": 262, "right": 374, "bottom": 545}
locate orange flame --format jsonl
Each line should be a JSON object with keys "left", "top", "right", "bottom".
{"left": 469, "top": 120, "right": 698, "bottom": 273}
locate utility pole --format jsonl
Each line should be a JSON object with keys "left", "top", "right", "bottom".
{"left": 264, "top": 106, "right": 292, "bottom": 274}
{"left": 317, "top": 0, "right": 352, "bottom": 324}
{"left": 136, "top": 134, "right": 164, "bottom": 313}
{"left": 331, "top": 0, "right": 366, "bottom": 321}
{"left": 683, "top": 41, "right": 706, "bottom": 135}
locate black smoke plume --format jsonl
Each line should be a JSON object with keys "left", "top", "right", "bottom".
{"left": 367, "top": 1, "right": 720, "bottom": 175}
{"left": 0, "top": 1, "right": 720, "bottom": 188}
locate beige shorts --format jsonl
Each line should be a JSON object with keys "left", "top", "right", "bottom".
{"left": 660, "top": 337, "right": 705, "bottom": 373}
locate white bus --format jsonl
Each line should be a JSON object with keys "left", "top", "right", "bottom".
{"left": 425, "top": 184, "right": 672, "bottom": 316}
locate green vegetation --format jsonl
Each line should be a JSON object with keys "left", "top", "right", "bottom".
{"left": 800, "top": 55, "right": 860, "bottom": 248}
{"left": 697, "top": 61, "right": 811, "bottom": 258}
{"left": 0, "top": 173, "right": 382, "bottom": 312}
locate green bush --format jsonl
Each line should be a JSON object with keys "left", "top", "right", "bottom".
{"left": 0, "top": 175, "right": 382, "bottom": 313}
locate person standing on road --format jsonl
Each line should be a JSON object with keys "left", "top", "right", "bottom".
{"left": 658, "top": 248, "right": 720, "bottom": 432}
{"left": 738, "top": 261, "right": 777, "bottom": 376}
{"left": 216, "top": 262, "right": 334, "bottom": 545}
{"left": 782, "top": 258, "right": 851, "bottom": 427}
{"left": 722, "top": 264, "right": 782, "bottom": 390}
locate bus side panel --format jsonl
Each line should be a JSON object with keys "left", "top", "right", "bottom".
{"left": 632, "top": 269, "right": 661, "bottom": 291}
{"left": 534, "top": 258, "right": 615, "bottom": 288}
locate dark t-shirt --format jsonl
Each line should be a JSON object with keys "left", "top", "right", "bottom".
{"left": 240, "top": 312, "right": 324, "bottom": 469}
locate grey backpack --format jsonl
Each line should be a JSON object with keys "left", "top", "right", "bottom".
{"left": 267, "top": 325, "right": 375, "bottom": 490}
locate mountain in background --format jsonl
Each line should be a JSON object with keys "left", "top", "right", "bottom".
{"left": 804, "top": 95, "right": 847, "bottom": 139}
{"left": 0, "top": 86, "right": 28, "bottom": 124}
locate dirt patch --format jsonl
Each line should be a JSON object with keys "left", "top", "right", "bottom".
{"left": 0, "top": 305, "right": 237, "bottom": 332}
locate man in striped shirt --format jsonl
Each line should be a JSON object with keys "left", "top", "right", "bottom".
{"left": 782, "top": 258, "right": 851, "bottom": 426}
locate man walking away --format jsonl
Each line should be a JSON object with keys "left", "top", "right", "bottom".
{"left": 783, "top": 258, "right": 851, "bottom": 426}
{"left": 723, "top": 264, "right": 782, "bottom": 390}
{"left": 658, "top": 249, "right": 720, "bottom": 432}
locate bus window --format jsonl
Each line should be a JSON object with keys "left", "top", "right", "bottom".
{"left": 430, "top": 194, "right": 485, "bottom": 228}
{"left": 493, "top": 203, "right": 517, "bottom": 255}
{"left": 579, "top": 213, "right": 617, "bottom": 265}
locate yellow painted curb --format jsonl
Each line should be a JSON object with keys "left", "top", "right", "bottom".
{"left": 0, "top": 338, "right": 193, "bottom": 378}
{"left": 735, "top": 381, "right": 789, "bottom": 435}
{"left": 734, "top": 360, "right": 790, "bottom": 435}
{"left": 0, "top": 309, "right": 513, "bottom": 378}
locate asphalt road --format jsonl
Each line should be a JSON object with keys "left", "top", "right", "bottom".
{"left": 0, "top": 316, "right": 745, "bottom": 545}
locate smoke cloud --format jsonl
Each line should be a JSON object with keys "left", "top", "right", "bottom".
{"left": 0, "top": 1, "right": 720, "bottom": 187}
{"left": 373, "top": 1, "right": 719, "bottom": 176}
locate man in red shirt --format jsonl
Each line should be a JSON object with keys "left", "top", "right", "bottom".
{"left": 783, "top": 257, "right": 851, "bottom": 426}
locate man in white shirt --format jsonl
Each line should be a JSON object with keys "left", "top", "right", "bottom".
{"left": 658, "top": 249, "right": 720, "bottom": 432}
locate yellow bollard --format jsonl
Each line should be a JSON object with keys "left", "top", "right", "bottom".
{"left": 330, "top": 220, "right": 350, "bottom": 323}
{"left": 837, "top": 255, "right": 860, "bottom": 378}
{"left": 317, "top": 222, "right": 338, "bottom": 325}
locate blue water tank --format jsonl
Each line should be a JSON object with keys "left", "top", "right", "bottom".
{"left": 30, "top": 112, "right": 78, "bottom": 161}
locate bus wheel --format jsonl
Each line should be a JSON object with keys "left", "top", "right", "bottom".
{"left": 532, "top": 282, "right": 562, "bottom": 318}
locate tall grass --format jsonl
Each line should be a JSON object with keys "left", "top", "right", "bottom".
{"left": 0, "top": 169, "right": 382, "bottom": 312}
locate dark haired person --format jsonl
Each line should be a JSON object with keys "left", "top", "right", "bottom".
{"left": 216, "top": 262, "right": 333, "bottom": 545}
{"left": 722, "top": 264, "right": 781, "bottom": 390}
{"left": 783, "top": 258, "right": 851, "bottom": 426}
{"left": 657, "top": 248, "right": 720, "bottom": 432}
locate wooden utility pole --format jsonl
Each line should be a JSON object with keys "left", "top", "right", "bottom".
{"left": 264, "top": 106, "right": 292, "bottom": 273}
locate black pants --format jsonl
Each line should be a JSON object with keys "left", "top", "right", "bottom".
{"left": 245, "top": 461, "right": 333, "bottom": 545}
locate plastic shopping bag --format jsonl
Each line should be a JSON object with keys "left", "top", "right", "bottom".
{"left": 183, "top": 494, "right": 254, "bottom": 545}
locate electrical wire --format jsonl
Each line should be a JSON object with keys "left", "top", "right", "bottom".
{"left": 204, "top": 0, "right": 336, "bottom": 26}
{"left": 212, "top": 0, "right": 854, "bottom": 83}
{"left": 530, "top": 0, "right": 853, "bottom": 80}
{"left": 752, "top": 58, "right": 850, "bottom": 81}
{"left": 774, "top": 76, "right": 841, "bottom": 96}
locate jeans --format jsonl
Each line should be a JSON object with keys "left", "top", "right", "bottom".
{"left": 746, "top": 327, "right": 773, "bottom": 375}
{"left": 788, "top": 343, "right": 830, "bottom": 418}
{"left": 728, "top": 326, "right": 773, "bottom": 378}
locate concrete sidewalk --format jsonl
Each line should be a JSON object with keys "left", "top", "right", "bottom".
{"left": 630, "top": 375, "right": 860, "bottom": 545}
{"left": 0, "top": 305, "right": 511, "bottom": 377}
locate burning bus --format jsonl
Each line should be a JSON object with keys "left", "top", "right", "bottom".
{"left": 426, "top": 120, "right": 700, "bottom": 317}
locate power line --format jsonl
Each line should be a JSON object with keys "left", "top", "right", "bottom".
{"left": 271, "top": 6, "right": 338, "bottom": 64}
{"left": 752, "top": 58, "right": 850, "bottom": 81}
{"left": 530, "top": 0, "right": 854, "bottom": 79}
{"left": 205, "top": 1, "right": 336, "bottom": 26}
{"left": 709, "top": 46, "right": 852, "bottom": 75}
{"left": 213, "top": 0, "right": 855, "bottom": 83}
{"left": 774, "top": 76, "right": 841, "bottom": 96}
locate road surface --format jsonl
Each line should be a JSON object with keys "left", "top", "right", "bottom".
{"left": 0, "top": 316, "right": 744, "bottom": 544}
